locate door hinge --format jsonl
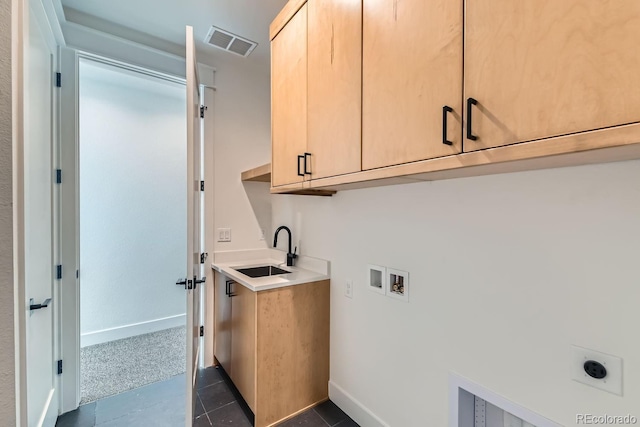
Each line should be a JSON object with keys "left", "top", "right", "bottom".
{"left": 199, "top": 326, "right": 204, "bottom": 337}
{"left": 474, "top": 396, "right": 486, "bottom": 427}
{"left": 76, "top": 269, "right": 79, "bottom": 279}
{"left": 200, "top": 181, "right": 205, "bottom": 191}
{"left": 200, "top": 252, "right": 208, "bottom": 264}
{"left": 200, "top": 105, "right": 207, "bottom": 118}
{"left": 56, "top": 72, "right": 61, "bottom": 88}
{"left": 55, "top": 169, "right": 62, "bottom": 184}
{"left": 56, "top": 265, "right": 62, "bottom": 280}
{"left": 57, "top": 360, "right": 63, "bottom": 375}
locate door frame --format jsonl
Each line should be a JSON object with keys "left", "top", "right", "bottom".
{"left": 58, "top": 50, "right": 216, "bottom": 413}
{"left": 202, "top": 84, "right": 216, "bottom": 369}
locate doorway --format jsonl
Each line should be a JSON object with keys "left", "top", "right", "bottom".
{"left": 77, "top": 56, "right": 188, "bottom": 404}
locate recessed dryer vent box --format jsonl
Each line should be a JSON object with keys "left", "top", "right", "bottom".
{"left": 367, "top": 265, "right": 386, "bottom": 295}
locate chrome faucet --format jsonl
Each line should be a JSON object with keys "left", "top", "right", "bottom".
{"left": 273, "top": 226, "right": 297, "bottom": 267}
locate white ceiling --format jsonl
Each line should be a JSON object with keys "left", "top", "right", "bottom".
{"left": 60, "top": 0, "right": 288, "bottom": 73}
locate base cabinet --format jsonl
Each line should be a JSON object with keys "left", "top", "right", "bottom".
{"left": 229, "top": 281, "right": 256, "bottom": 410}
{"left": 214, "top": 273, "right": 330, "bottom": 427}
{"left": 214, "top": 273, "right": 232, "bottom": 372}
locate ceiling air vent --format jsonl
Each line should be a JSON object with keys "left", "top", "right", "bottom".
{"left": 204, "top": 26, "right": 257, "bottom": 58}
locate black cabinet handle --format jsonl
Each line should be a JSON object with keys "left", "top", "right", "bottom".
{"left": 466, "top": 98, "right": 478, "bottom": 141}
{"left": 30, "top": 298, "right": 51, "bottom": 311}
{"left": 297, "top": 155, "right": 305, "bottom": 177}
{"left": 304, "top": 153, "right": 311, "bottom": 175}
{"left": 442, "top": 105, "right": 453, "bottom": 146}
{"left": 225, "top": 280, "right": 236, "bottom": 297}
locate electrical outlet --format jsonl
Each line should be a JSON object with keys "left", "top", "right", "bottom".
{"left": 259, "top": 228, "right": 265, "bottom": 240}
{"left": 217, "top": 228, "right": 231, "bottom": 242}
{"left": 571, "top": 345, "right": 623, "bottom": 396}
{"left": 345, "top": 280, "right": 353, "bottom": 298}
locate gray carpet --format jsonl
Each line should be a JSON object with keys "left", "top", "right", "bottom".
{"left": 80, "top": 326, "right": 186, "bottom": 404}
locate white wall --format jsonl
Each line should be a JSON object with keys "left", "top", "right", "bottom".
{"left": 201, "top": 59, "right": 273, "bottom": 368}
{"left": 1, "top": 0, "right": 16, "bottom": 422}
{"left": 211, "top": 63, "right": 272, "bottom": 253}
{"left": 272, "top": 160, "right": 640, "bottom": 426}
{"left": 78, "top": 59, "right": 187, "bottom": 345}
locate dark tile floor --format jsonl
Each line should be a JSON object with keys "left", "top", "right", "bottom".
{"left": 57, "top": 366, "right": 358, "bottom": 427}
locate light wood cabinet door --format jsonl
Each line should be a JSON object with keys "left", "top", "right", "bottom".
{"left": 229, "top": 282, "right": 256, "bottom": 411}
{"left": 271, "top": 4, "right": 308, "bottom": 187}
{"left": 255, "top": 281, "right": 330, "bottom": 427}
{"left": 213, "top": 273, "right": 232, "bottom": 372}
{"left": 307, "top": 0, "right": 362, "bottom": 179}
{"left": 464, "top": 0, "right": 640, "bottom": 152}
{"left": 362, "top": 0, "right": 463, "bottom": 170}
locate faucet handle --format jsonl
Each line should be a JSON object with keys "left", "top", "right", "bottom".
{"left": 286, "top": 247, "right": 298, "bottom": 267}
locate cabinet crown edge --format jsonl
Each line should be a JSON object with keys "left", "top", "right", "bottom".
{"left": 270, "top": 0, "right": 307, "bottom": 40}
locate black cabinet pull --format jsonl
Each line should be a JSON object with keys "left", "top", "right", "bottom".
{"left": 466, "top": 98, "right": 478, "bottom": 141}
{"left": 225, "top": 280, "right": 236, "bottom": 297}
{"left": 304, "top": 152, "right": 311, "bottom": 175}
{"left": 30, "top": 298, "right": 51, "bottom": 311}
{"left": 442, "top": 105, "right": 453, "bottom": 146}
{"left": 297, "top": 155, "right": 305, "bottom": 177}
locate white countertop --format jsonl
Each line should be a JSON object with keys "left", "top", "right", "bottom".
{"left": 211, "top": 249, "right": 330, "bottom": 292}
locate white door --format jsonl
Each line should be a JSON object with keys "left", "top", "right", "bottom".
{"left": 24, "top": 5, "right": 58, "bottom": 427}
{"left": 184, "top": 25, "right": 203, "bottom": 426}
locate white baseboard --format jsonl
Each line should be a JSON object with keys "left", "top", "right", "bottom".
{"left": 81, "top": 314, "right": 186, "bottom": 347}
{"left": 329, "top": 381, "right": 390, "bottom": 427}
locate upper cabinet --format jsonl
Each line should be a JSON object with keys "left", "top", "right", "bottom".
{"left": 269, "top": 0, "right": 640, "bottom": 194}
{"left": 271, "top": 3, "right": 308, "bottom": 187}
{"left": 307, "top": 0, "right": 362, "bottom": 179}
{"left": 362, "top": 0, "right": 463, "bottom": 169}
{"left": 272, "top": 0, "right": 362, "bottom": 185}
{"left": 464, "top": 0, "right": 640, "bottom": 151}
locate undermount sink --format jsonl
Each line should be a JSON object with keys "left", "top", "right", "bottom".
{"left": 233, "top": 265, "right": 291, "bottom": 278}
